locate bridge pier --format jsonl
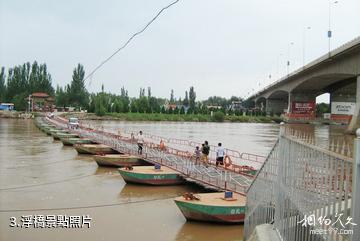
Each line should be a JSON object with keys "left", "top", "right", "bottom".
{"left": 266, "top": 98, "right": 288, "bottom": 116}
{"left": 347, "top": 76, "right": 360, "bottom": 133}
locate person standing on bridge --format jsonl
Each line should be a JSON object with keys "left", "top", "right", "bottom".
{"left": 216, "top": 143, "right": 225, "bottom": 167}
{"left": 137, "top": 131, "right": 144, "bottom": 155}
{"left": 202, "top": 141, "right": 210, "bottom": 166}
{"left": 194, "top": 146, "right": 201, "bottom": 165}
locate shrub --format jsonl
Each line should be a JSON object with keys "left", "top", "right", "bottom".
{"left": 211, "top": 111, "right": 225, "bottom": 122}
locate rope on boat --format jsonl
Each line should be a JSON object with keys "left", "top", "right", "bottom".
{"left": 0, "top": 174, "right": 96, "bottom": 191}
{"left": 0, "top": 195, "right": 180, "bottom": 212}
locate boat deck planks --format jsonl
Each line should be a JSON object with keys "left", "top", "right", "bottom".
{"left": 174, "top": 192, "right": 246, "bottom": 207}
{"left": 119, "top": 166, "right": 180, "bottom": 175}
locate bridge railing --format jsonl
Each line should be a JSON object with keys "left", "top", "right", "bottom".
{"left": 52, "top": 116, "right": 264, "bottom": 176}
{"left": 44, "top": 117, "right": 250, "bottom": 194}
{"left": 78, "top": 122, "right": 266, "bottom": 170}
{"left": 244, "top": 124, "right": 360, "bottom": 241}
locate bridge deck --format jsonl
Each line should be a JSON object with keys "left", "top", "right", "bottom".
{"left": 41, "top": 117, "right": 263, "bottom": 195}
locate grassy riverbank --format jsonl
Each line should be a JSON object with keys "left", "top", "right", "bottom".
{"left": 0, "top": 110, "right": 35, "bottom": 119}
{"left": 64, "top": 112, "right": 282, "bottom": 123}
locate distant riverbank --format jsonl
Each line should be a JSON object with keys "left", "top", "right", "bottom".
{"left": 0, "top": 110, "right": 35, "bottom": 119}
{"left": 62, "top": 112, "right": 283, "bottom": 123}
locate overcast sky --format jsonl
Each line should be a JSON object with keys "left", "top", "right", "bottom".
{"left": 1, "top": 0, "right": 359, "bottom": 101}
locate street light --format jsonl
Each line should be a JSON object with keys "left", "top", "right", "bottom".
{"left": 277, "top": 53, "right": 283, "bottom": 79}
{"left": 287, "top": 42, "right": 294, "bottom": 75}
{"left": 302, "top": 26, "right": 311, "bottom": 66}
{"left": 328, "top": 0, "right": 339, "bottom": 53}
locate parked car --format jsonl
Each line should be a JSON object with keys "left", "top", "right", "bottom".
{"left": 68, "top": 117, "right": 79, "bottom": 129}
{"left": 47, "top": 112, "right": 55, "bottom": 119}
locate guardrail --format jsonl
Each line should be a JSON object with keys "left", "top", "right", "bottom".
{"left": 244, "top": 123, "right": 360, "bottom": 241}
{"left": 43, "top": 117, "right": 252, "bottom": 194}
{"left": 76, "top": 120, "right": 266, "bottom": 168}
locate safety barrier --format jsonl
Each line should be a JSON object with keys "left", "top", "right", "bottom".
{"left": 244, "top": 123, "right": 359, "bottom": 241}
{"left": 42, "top": 117, "right": 255, "bottom": 194}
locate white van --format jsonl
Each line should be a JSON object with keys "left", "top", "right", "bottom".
{"left": 68, "top": 117, "right": 79, "bottom": 129}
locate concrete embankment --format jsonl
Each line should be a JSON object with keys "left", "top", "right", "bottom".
{"left": 247, "top": 224, "right": 281, "bottom": 241}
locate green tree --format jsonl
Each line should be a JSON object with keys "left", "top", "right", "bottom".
{"left": 114, "top": 99, "right": 124, "bottom": 113}
{"left": 189, "top": 86, "right": 196, "bottom": 111}
{"left": 316, "top": 103, "right": 330, "bottom": 117}
{"left": 160, "top": 106, "right": 166, "bottom": 114}
{"left": 0, "top": 67, "right": 6, "bottom": 102}
{"left": 130, "top": 99, "right": 138, "bottom": 113}
{"left": 180, "top": 106, "right": 185, "bottom": 114}
{"left": 149, "top": 96, "right": 160, "bottom": 113}
{"left": 94, "top": 93, "right": 106, "bottom": 116}
{"left": 120, "top": 86, "right": 130, "bottom": 112}
{"left": 13, "top": 93, "right": 28, "bottom": 111}
{"left": 55, "top": 86, "right": 68, "bottom": 107}
{"left": 147, "top": 87, "right": 151, "bottom": 98}
{"left": 29, "top": 62, "right": 54, "bottom": 95}
{"left": 68, "top": 64, "right": 88, "bottom": 109}
{"left": 183, "top": 91, "right": 189, "bottom": 107}
{"left": 211, "top": 111, "right": 225, "bottom": 122}
{"left": 137, "top": 97, "right": 150, "bottom": 113}
{"left": 170, "top": 89, "right": 174, "bottom": 103}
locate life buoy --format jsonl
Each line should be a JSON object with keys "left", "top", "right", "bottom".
{"left": 224, "top": 155, "right": 232, "bottom": 168}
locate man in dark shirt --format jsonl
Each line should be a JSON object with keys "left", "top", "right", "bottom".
{"left": 201, "top": 141, "right": 210, "bottom": 166}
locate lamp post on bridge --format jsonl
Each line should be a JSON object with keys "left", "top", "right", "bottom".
{"left": 302, "top": 26, "right": 311, "bottom": 66}
{"left": 277, "top": 53, "right": 283, "bottom": 79}
{"left": 328, "top": 0, "right": 339, "bottom": 54}
{"left": 287, "top": 42, "right": 294, "bottom": 76}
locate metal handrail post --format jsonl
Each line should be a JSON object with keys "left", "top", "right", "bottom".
{"left": 275, "top": 122, "right": 285, "bottom": 230}
{"left": 351, "top": 129, "right": 360, "bottom": 241}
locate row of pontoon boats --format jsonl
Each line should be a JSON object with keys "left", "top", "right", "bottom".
{"left": 35, "top": 119, "right": 246, "bottom": 223}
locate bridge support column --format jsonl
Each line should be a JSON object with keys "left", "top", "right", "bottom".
{"left": 347, "top": 76, "right": 360, "bottom": 133}
{"left": 287, "top": 92, "right": 292, "bottom": 113}
{"left": 266, "top": 99, "right": 288, "bottom": 116}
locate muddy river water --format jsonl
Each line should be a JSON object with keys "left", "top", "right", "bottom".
{"left": 0, "top": 119, "right": 353, "bottom": 241}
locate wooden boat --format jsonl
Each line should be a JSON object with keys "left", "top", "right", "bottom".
{"left": 48, "top": 128, "right": 66, "bottom": 135}
{"left": 43, "top": 128, "right": 60, "bottom": 135}
{"left": 94, "top": 154, "right": 147, "bottom": 167}
{"left": 61, "top": 137, "right": 94, "bottom": 146}
{"left": 53, "top": 132, "right": 78, "bottom": 140}
{"left": 118, "top": 165, "right": 184, "bottom": 185}
{"left": 174, "top": 192, "right": 246, "bottom": 223}
{"left": 38, "top": 123, "right": 53, "bottom": 130}
{"left": 74, "top": 144, "right": 118, "bottom": 155}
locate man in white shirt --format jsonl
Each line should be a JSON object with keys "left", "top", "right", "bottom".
{"left": 216, "top": 143, "right": 225, "bottom": 167}
{"left": 137, "top": 131, "right": 144, "bottom": 155}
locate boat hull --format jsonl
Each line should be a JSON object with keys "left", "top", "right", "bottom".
{"left": 94, "top": 155, "right": 146, "bottom": 167}
{"left": 118, "top": 169, "right": 184, "bottom": 185}
{"left": 53, "top": 133, "right": 78, "bottom": 140}
{"left": 74, "top": 144, "right": 118, "bottom": 155}
{"left": 61, "top": 138, "right": 93, "bottom": 146}
{"left": 43, "top": 128, "right": 58, "bottom": 135}
{"left": 53, "top": 132, "right": 79, "bottom": 140}
{"left": 174, "top": 200, "right": 245, "bottom": 223}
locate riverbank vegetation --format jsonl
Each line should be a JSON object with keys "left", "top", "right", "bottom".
{"left": 1, "top": 61, "right": 281, "bottom": 123}
{"left": 0, "top": 62, "right": 54, "bottom": 110}
{"left": 65, "top": 112, "right": 278, "bottom": 123}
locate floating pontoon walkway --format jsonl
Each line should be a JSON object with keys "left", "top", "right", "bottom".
{"left": 39, "top": 117, "right": 265, "bottom": 195}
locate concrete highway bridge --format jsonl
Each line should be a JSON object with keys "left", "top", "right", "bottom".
{"left": 248, "top": 36, "right": 360, "bottom": 132}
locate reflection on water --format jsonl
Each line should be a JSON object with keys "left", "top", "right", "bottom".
{"left": 175, "top": 222, "right": 243, "bottom": 241}
{"left": 0, "top": 118, "right": 354, "bottom": 241}
{"left": 119, "top": 184, "right": 202, "bottom": 200}
{"left": 286, "top": 124, "right": 354, "bottom": 157}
